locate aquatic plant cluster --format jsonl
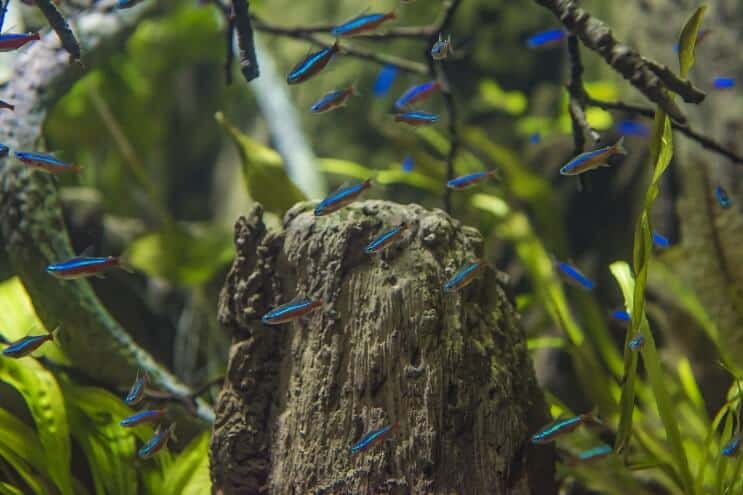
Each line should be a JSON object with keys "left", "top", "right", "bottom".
{"left": 1, "top": 0, "right": 743, "bottom": 492}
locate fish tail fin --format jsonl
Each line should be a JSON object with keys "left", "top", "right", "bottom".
{"left": 363, "top": 178, "right": 374, "bottom": 188}
{"left": 32, "top": 31, "right": 40, "bottom": 41}
{"left": 49, "top": 325, "right": 61, "bottom": 341}
{"left": 348, "top": 84, "right": 359, "bottom": 97}
{"left": 386, "top": 9, "right": 397, "bottom": 20}
{"left": 390, "top": 422, "right": 401, "bottom": 433}
{"left": 614, "top": 136, "right": 628, "bottom": 156}
{"left": 115, "top": 256, "right": 136, "bottom": 274}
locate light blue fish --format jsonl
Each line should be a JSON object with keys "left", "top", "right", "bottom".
{"left": 314, "top": 179, "right": 373, "bottom": 216}
{"left": 124, "top": 369, "right": 148, "bottom": 406}
{"left": 395, "top": 111, "right": 440, "bottom": 126}
{"left": 526, "top": 28, "right": 566, "bottom": 49}
{"left": 713, "top": 77, "right": 735, "bottom": 90}
{"left": 716, "top": 185, "right": 731, "bottom": 208}
{"left": 615, "top": 120, "right": 649, "bottom": 137}
{"left": 373, "top": 65, "right": 398, "bottom": 97}
{"left": 556, "top": 261, "right": 594, "bottom": 290}
{"left": 351, "top": 423, "right": 398, "bottom": 455}
{"left": 401, "top": 155, "right": 414, "bottom": 172}
{"left": 287, "top": 41, "right": 340, "bottom": 85}
{"left": 138, "top": 423, "right": 175, "bottom": 459}
{"left": 431, "top": 33, "right": 452, "bottom": 60}
{"left": 611, "top": 310, "right": 630, "bottom": 322}
{"left": 120, "top": 409, "right": 165, "bottom": 427}
{"left": 443, "top": 260, "right": 484, "bottom": 292}
{"left": 331, "top": 11, "right": 396, "bottom": 38}
{"left": 560, "top": 137, "right": 627, "bottom": 176}
{"left": 365, "top": 223, "right": 408, "bottom": 254}
{"left": 262, "top": 298, "right": 323, "bottom": 325}
{"left": 628, "top": 334, "right": 645, "bottom": 351}
{"left": 576, "top": 444, "right": 612, "bottom": 463}
{"left": 723, "top": 434, "right": 741, "bottom": 457}
{"left": 394, "top": 81, "right": 441, "bottom": 109}
{"left": 447, "top": 171, "right": 496, "bottom": 190}
{"left": 531, "top": 413, "right": 596, "bottom": 444}
{"left": 652, "top": 231, "right": 670, "bottom": 249}
{"left": 2, "top": 328, "right": 58, "bottom": 358}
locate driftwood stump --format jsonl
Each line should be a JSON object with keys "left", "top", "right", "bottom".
{"left": 210, "top": 200, "right": 554, "bottom": 494}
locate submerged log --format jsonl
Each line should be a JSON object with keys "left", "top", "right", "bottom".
{"left": 210, "top": 200, "right": 555, "bottom": 494}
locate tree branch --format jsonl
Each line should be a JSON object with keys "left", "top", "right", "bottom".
{"left": 534, "top": 0, "right": 704, "bottom": 124}
{"left": 251, "top": 15, "right": 428, "bottom": 74}
{"left": 35, "top": 0, "right": 81, "bottom": 63}
{"left": 231, "top": 0, "right": 259, "bottom": 81}
{"left": 0, "top": 1, "right": 213, "bottom": 423}
{"left": 585, "top": 97, "right": 743, "bottom": 165}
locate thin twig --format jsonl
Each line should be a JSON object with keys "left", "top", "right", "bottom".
{"left": 427, "top": 0, "right": 462, "bottom": 213}
{"left": 534, "top": 0, "right": 704, "bottom": 124}
{"left": 586, "top": 97, "right": 743, "bottom": 165}
{"left": 251, "top": 15, "right": 427, "bottom": 74}
{"left": 36, "top": 0, "right": 81, "bottom": 62}
{"left": 144, "top": 375, "right": 224, "bottom": 416}
{"left": 231, "top": 0, "right": 259, "bottom": 81}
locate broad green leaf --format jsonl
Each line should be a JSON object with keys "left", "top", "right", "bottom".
{"left": 678, "top": 5, "right": 708, "bottom": 78}
{"left": 0, "top": 277, "right": 69, "bottom": 364}
{"left": 126, "top": 224, "right": 234, "bottom": 287}
{"left": 216, "top": 111, "right": 308, "bottom": 215}
{"left": 0, "top": 408, "right": 49, "bottom": 495}
{"left": 470, "top": 193, "right": 510, "bottom": 218}
{"left": 585, "top": 107, "right": 613, "bottom": 130}
{"left": 61, "top": 380, "right": 141, "bottom": 495}
{"left": 0, "top": 358, "right": 73, "bottom": 495}
{"left": 162, "top": 432, "right": 211, "bottom": 495}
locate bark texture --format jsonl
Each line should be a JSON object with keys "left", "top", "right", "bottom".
{"left": 612, "top": 0, "right": 743, "bottom": 370}
{"left": 211, "top": 200, "right": 554, "bottom": 495}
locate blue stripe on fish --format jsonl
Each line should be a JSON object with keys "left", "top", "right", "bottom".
{"left": 443, "top": 261, "right": 483, "bottom": 292}
{"left": 394, "top": 81, "right": 440, "bottom": 109}
{"left": 723, "top": 435, "right": 741, "bottom": 457}
{"left": 628, "top": 334, "right": 645, "bottom": 351}
{"left": 138, "top": 424, "right": 174, "bottom": 459}
{"left": 395, "top": 111, "right": 440, "bottom": 125}
{"left": 125, "top": 370, "right": 147, "bottom": 406}
{"left": 2, "top": 334, "right": 52, "bottom": 358}
{"left": 373, "top": 65, "right": 398, "bottom": 97}
{"left": 713, "top": 77, "right": 735, "bottom": 90}
{"left": 287, "top": 42, "right": 339, "bottom": 85}
{"left": 615, "top": 120, "right": 649, "bottom": 137}
{"left": 557, "top": 262, "right": 595, "bottom": 290}
{"left": 526, "top": 28, "right": 566, "bottom": 49}
{"left": 577, "top": 444, "right": 612, "bottom": 462}
{"left": 716, "top": 185, "right": 731, "bottom": 208}
{"left": 365, "top": 224, "right": 408, "bottom": 254}
{"left": 401, "top": 155, "right": 414, "bottom": 172}
{"left": 611, "top": 310, "right": 630, "bottom": 322}
{"left": 652, "top": 231, "right": 670, "bottom": 248}
{"left": 314, "top": 179, "right": 372, "bottom": 216}
{"left": 261, "top": 298, "right": 323, "bottom": 324}
{"left": 446, "top": 171, "right": 494, "bottom": 189}
{"left": 531, "top": 415, "right": 587, "bottom": 444}
{"left": 120, "top": 409, "right": 165, "bottom": 427}
{"left": 351, "top": 423, "right": 397, "bottom": 454}
{"left": 331, "top": 12, "right": 394, "bottom": 37}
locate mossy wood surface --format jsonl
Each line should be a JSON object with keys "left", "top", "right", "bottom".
{"left": 211, "top": 201, "right": 554, "bottom": 494}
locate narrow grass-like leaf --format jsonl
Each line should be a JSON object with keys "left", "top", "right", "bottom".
{"left": 0, "top": 408, "right": 50, "bottom": 495}
{"left": 0, "top": 482, "right": 25, "bottom": 495}
{"left": 678, "top": 5, "right": 708, "bottom": 78}
{"left": 677, "top": 358, "right": 705, "bottom": 412}
{"left": 0, "top": 358, "right": 74, "bottom": 495}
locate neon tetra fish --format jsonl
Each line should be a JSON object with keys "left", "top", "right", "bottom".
{"left": 15, "top": 151, "right": 80, "bottom": 174}
{"left": 351, "top": 423, "right": 399, "bottom": 455}
{"left": 531, "top": 413, "right": 596, "bottom": 444}
{"left": 611, "top": 310, "right": 630, "bottom": 322}
{"left": 0, "top": 32, "right": 40, "bottom": 52}
{"left": 652, "top": 231, "right": 670, "bottom": 248}
{"left": 443, "top": 260, "right": 484, "bottom": 292}
{"left": 262, "top": 298, "right": 323, "bottom": 325}
{"left": 526, "top": 28, "right": 566, "bottom": 49}
{"left": 556, "top": 261, "right": 594, "bottom": 290}
{"left": 331, "top": 11, "right": 396, "bottom": 37}
{"left": 395, "top": 111, "right": 439, "bottom": 126}
{"left": 311, "top": 86, "right": 356, "bottom": 113}
{"left": 431, "top": 33, "right": 452, "bottom": 60}
{"left": 120, "top": 409, "right": 166, "bottom": 428}
{"left": 713, "top": 77, "right": 735, "bottom": 90}
{"left": 716, "top": 185, "right": 731, "bottom": 208}
{"left": 314, "top": 179, "right": 373, "bottom": 216}
{"left": 124, "top": 370, "right": 148, "bottom": 406}
{"left": 574, "top": 444, "right": 613, "bottom": 464}
{"left": 46, "top": 256, "right": 129, "bottom": 280}
{"left": 287, "top": 41, "right": 340, "bottom": 85}
{"left": 373, "top": 65, "right": 398, "bottom": 97}
{"left": 447, "top": 170, "right": 497, "bottom": 190}
{"left": 723, "top": 434, "right": 741, "bottom": 457}
{"left": 365, "top": 223, "right": 408, "bottom": 254}
{"left": 559, "top": 137, "right": 627, "bottom": 176}
{"left": 628, "top": 334, "right": 645, "bottom": 351}
{"left": 394, "top": 80, "right": 441, "bottom": 109}
{"left": 2, "top": 328, "right": 58, "bottom": 358}
{"left": 138, "top": 423, "right": 175, "bottom": 459}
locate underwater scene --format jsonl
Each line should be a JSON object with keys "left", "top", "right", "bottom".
{"left": 0, "top": 0, "right": 740, "bottom": 493}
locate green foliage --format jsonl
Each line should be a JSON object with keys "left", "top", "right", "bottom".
{"left": 126, "top": 224, "right": 234, "bottom": 287}
{"left": 216, "top": 112, "right": 308, "bottom": 215}
{"left": 0, "top": 277, "right": 209, "bottom": 495}
{"left": 477, "top": 79, "right": 527, "bottom": 115}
